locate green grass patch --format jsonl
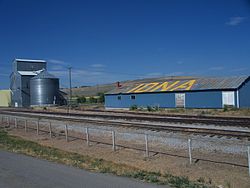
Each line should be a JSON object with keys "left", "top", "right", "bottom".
{"left": 0, "top": 128, "right": 214, "bottom": 188}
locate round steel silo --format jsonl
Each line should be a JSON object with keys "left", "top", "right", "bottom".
{"left": 30, "top": 70, "right": 59, "bottom": 106}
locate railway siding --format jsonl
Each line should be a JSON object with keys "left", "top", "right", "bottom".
{"left": 1, "top": 110, "right": 250, "bottom": 140}
{"left": 2, "top": 108, "right": 250, "bottom": 127}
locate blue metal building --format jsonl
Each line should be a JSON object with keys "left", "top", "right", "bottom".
{"left": 105, "top": 76, "right": 250, "bottom": 109}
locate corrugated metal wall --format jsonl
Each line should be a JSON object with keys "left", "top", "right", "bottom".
{"left": 21, "top": 75, "right": 34, "bottom": 107}
{"left": 239, "top": 79, "right": 250, "bottom": 108}
{"left": 10, "top": 73, "right": 22, "bottom": 107}
{"left": 10, "top": 74, "right": 32, "bottom": 107}
{"left": 185, "top": 91, "right": 223, "bottom": 108}
{"left": 105, "top": 90, "right": 241, "bottom": 109}
{"left": 15, "top": 61, "right": 46, "bottom": 71}
{"left": 105, "top": 93, "right": 175, "bottom": 108}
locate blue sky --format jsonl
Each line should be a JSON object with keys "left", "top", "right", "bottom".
{"left": 0, "top": 0, "right": 250, "bottom": 89}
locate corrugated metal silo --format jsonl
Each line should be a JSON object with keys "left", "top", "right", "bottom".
{"left": 30, "top": 70, "right": 59, "bottom": 106}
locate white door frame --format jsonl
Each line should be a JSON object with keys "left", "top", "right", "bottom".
{"left": 222, "top": 91, "right": 235, "bottom": 107}
{"left": 175, "top": 93, "right": 185, "bottom": 108}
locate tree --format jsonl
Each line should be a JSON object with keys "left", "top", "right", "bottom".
{"left": 77, "top": 96, "right": 86, "bottom": 103}
{"left": 89, "top": 96, "right": 97, "bottom": 103}
{"left": 97, "top": 92, "right": 105, "bottom": 103}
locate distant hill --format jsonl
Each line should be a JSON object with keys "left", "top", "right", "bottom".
{"left": 62, "top": 83, "right": 115, "bottom": 97}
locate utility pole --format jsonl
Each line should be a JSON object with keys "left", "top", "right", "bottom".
{"left": 69, "top": 67, "right": 72, "bottom": 101}
{"left": 67, "top": 67, "right": 72, "bottom": 114}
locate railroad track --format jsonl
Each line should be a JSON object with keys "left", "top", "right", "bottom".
{"left": 1, "top": 108, "right": 250, "bottom": 127}
{"left": 1, "top": 110, "right": 250, "bottom": 140}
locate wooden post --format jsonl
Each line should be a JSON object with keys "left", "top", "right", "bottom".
{"left": 248, "top": 146, "right": 250, "bottom": 176}
{"left": 37, "top": 119, "right": 39, "bottom": 135}
{"left": 24, "top": 119, "right": 27, "bottom": 132}
{"left": 86, "top": 127, "right": 89, "bottom": 146}
{"left": 188, "top": 139, "right": 192, "bottom": 165}
{"left": 145, "top": 134, "right": 149, "bottom": 157}
{"left": 7, "top": 116, "right": 9, "bottom": 127}
{"left": 15, "top": 118, "right": 17, "bottom": 128}
{"left": 49, "top": 122, "right": 52, "bottom": 138}
{"left": 112, "top": 130, "right": 116, "bottom": 151}
{"left": 65, "top": 124, "right": 68, "bottom": 142}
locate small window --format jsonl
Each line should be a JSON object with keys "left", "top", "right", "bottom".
{"left": 117, "top": 96, "right": 121, "bottom": 100}
{"left": 131, "top": 95, "right": 136, "bottom": 100}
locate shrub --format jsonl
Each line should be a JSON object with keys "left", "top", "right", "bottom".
{"left": 147, "top": 106, "right": 153, "bottom": 111}
{"left": 130, "top": 105, "right": 138, "bottom": 110}
{"left": 154, "top": 105, "right": 160, "bottom": 111}
{"left": 147, "top": 105, "right": 160, "bottom": 112}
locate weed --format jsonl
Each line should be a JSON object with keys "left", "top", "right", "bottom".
{"left": 198, "top": 111, "right": 206, "bottom": 116}
{"left": 223, "top": 105, "right": 229, "bottom": 112}
{"left": 91, "top": 158, "right": 104, "bottom": 168}
{"left": 197, "top": 177, "right": 205, "bottom": 183}
{"left": 168, "top": 108, "right": 185, "bottom": 113}
{"left": 167, "top": 176, "right": 190, "bottom": 187}
{"left": 99, "top": 166, "right": 112, "bottom": 173}
{"left": 145, "top": 174, "right": 159, "bottom": 183}
{"left": 136, "top": 171, "right": 148, "bottom": 179}
{"left": 225, "top": 181, "right": 231, "bottom": 188}
{"left": 208, "top": 178, "right": 212, "bottom": 184}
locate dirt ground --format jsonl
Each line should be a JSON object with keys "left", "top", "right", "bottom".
{"left": 4, "top": 123, "right": 250, "bottom": 188}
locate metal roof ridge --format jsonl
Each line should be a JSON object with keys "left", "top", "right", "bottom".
{"left": 15, "top": 58, "right": 46, "bottom": 63}
{"left": 31, "top": 69, "right": 57, "bottom": 79}
{"left": 17, "top": 69, "right": 44, "bottom": 76}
